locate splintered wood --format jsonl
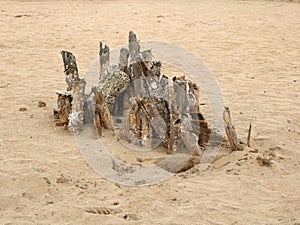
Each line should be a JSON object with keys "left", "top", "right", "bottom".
{"left": 99, "top": 42, "right": 110, "bottom": 77}
{"left": 223, "top": 107, "right": 248, "bottom": 151}
{"left": 55, "top": 50, "right": 86, "bottom": 132}
{"left": 91, "top": 32, "right": 211, "bottom": 154}
{"left": 54, "top": 31, "right": 215, "bottom": 171}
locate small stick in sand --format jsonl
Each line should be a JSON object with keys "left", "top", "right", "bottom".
{"left": 247, "top": 122, "right": 252, "bottom": 147}
{"left": 223, "top": 106, "right": 245, "bottom": 151}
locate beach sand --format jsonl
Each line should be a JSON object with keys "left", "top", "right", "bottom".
{"left": 0, "top": 0, "right": 299, "bottom": 224}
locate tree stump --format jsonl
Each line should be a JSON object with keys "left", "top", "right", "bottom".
{"left": 55, "top": 31, "right": 213, "bottom": 172}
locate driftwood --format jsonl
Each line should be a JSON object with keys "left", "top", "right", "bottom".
{"left": 223, "top": 107, "right": 252, "bottom": 151}
{"left": 55, "top": 51, "right": 86, "bottom": 132}
{"left": 53, "top": 31, "right": 257, "bottom": 174}
{"left": 54, "top": 50, "right": 77, "bottom": 127}
{"left": 61, "top": 50, "right": 79, "bottom": 91}
{"left": 54, "top": 91, "right": 72, "bottom": 126}
{"left": 93, "top": 31, "right": 211, "bottom": 154}
{"left": 99, "top": 42, "right": 110, "bottom": 78}
{"left": 247, "top": 123, "right": 252, "bottom": 147}
{"left": 68, "top": 79, "right": 86, "bottom": 132}
{"left": 128, "top": 31, "right": 140, "bottom": 63}
{"left": 127, "top": 97, "right": 170, "bottom": 148}
{"left": 83, "top": 91, "right": 96, "bottom": 124}
{"left": 55, "top": 31, "right": 215, "bottom": 172}
{"left": 92, "top": 87, "right": 113, "bottom": 136}
{"left": 119, "top": 47, "right": 129, "bottom": 74}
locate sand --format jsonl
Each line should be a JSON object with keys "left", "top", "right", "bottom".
{"left": 0, "top": 0, "right": 299, "bottom": 224}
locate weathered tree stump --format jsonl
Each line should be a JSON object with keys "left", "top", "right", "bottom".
{"left": 55, "top": 51, "right": 86, "bottom": 132}
{"left": 92, "top": 31, "right": 211, "bottom": 154}
{"left": 54, "top": 50, "right": 78, "bottom": 127}
{"left": 55, "top": 31, "right": 214, "bottom": 172}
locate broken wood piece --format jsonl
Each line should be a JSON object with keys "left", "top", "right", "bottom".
{"left": 119, "top": 47, "right": 129, "bottom": 74}
{"left": 69, "top": 79, "right": 86, "bottom": 133}
{"left": 83, "top": 90, "right": 95, "bottom": 124}
{"left": 92, "top": 87, "right": 112, "bottom": 135}
{"left": 139, "top": 97, "right": 169, "bottom": 148}
{"left": 99, "top": 42, "right": 110, "bottom": 78}
{"left": 223, "top": 106, "right": 245, "bottom": 151}
{"left": 55, "top": 91, "right": 72, "bottom": 126}
{"left": 168, "top": 104, "right": 181, "bottom": 154}
{"left": 141, "top": 50, "right": 154, "bottom": 70}
{"left": 247, "top": 122, "right": 252, "bottom": 147}
{"left": 55, "top": 31, "right": 214, "bottom": 172}
{"left": 19, "top": 107, "right": 27, "bottom": 112}
{"left": 128, "top": 31, "right": 140, "bottom": 63}
{"left": 61, "top": 50, "right": 79, "bottom": 91}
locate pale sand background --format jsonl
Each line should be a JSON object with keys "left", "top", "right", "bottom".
{"left": 0, "top": 0, "right": 299, "bottom": 224}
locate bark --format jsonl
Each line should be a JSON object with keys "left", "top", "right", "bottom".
{"left": 93, "top": 87, "right": 112, "bottom": 132}
{"left": 55, "top": 91, "right": 72, "bottom": 126}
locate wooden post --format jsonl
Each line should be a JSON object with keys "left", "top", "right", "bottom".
{"left": 83, "top": 90, "right": 95, "bottom": 124}
{"left": 128, "top": 31, "right": 140, "bottom": 63}
{"left": 99, "top": 42, "right": 110, "bottom": 78}
{"left": 119, "top": 47, "right": 129, "bottom": 74}
{"left": 69, "top": 79, "right": 86, "bottom": 133}
{"left": 55, "top": 50, "right": 80, "bottom": 128}
{"left": 92, "top": 87, "right": 113, "bottom": 131}
{"left": 61, "top": 50, "right": 79, "bottom": 91}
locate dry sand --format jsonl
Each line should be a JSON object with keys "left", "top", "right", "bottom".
{"left": 0, "top": 0, "right": 300, "bottom": 224}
